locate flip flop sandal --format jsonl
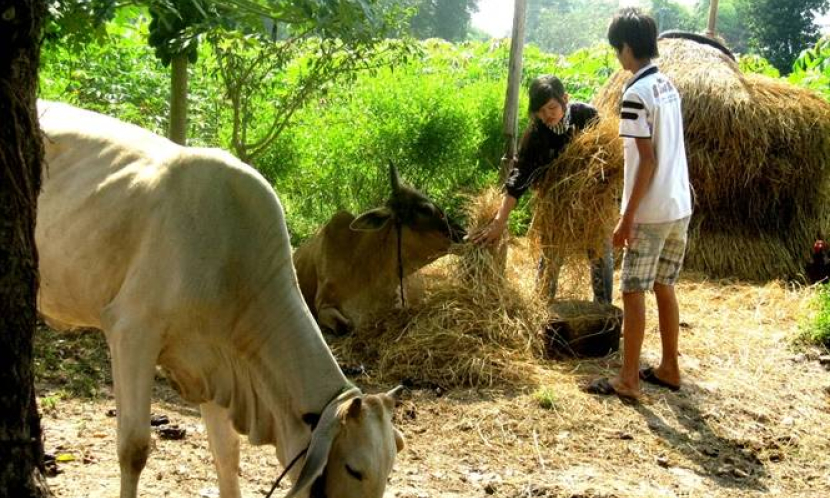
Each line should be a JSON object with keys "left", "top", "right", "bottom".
{"left": 639, "top": 367, "right": 680, "bottom": 391}
{"left": 582, "top": 377, "right": 639, "bottom": 404}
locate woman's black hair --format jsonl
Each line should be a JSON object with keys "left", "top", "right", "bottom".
{"left": 528, "top": 75, "right": 566, "bottom": 116}
{"left": 607, "top": 7, "right": 659, "bottom": 60}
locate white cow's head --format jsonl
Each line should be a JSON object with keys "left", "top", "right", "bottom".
{"left": 286, "top": 386, "right": 405, "bottom": 498}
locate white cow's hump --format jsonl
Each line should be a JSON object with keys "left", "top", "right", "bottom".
{"left": 37, "top": 100, "right": 278, "bottom": 208}
{"left": 39, "top": 100, "right": 172, "bottom": 152}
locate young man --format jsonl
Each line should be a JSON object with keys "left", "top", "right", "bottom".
{"left": 585, "top": 8, "right": 692, "bottom": 401}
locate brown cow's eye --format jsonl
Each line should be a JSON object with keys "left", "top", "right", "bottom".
{"left": 345, "top": 464, "right": 363, "bottom": 481}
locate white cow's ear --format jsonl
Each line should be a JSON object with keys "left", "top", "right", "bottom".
{"left": 349, "top": 207, "right": 393, "bottom": 231}
{"left": 394, "top": 427, "right": 406, "bottom": 452}
{"left": 285, "top": 388, "right": 360, "bottom": 498}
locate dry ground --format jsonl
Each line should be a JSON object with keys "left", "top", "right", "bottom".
{"left": 35, "top": 245, "right": 830, "bottom": 498}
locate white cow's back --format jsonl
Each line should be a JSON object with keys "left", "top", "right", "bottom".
{"left": 37, "top": 101, "right": 293, "bottom": 331}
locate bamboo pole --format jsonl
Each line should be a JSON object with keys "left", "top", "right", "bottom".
{"left": 706, "top": 0, "right": 719, "bottom": 39}
{"left": 500, "top": 0, "right": 528, "bottom": 182}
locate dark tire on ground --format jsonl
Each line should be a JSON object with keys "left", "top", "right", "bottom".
{"left": 658, "top": 30, "right": 736, "bottom": 61}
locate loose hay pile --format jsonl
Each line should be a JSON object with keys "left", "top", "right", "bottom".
{"left": 590, "top": 37, "right": 830, "bottom": 281}
{"left": 332, "top": 188, "right": 549, "bottom": 389}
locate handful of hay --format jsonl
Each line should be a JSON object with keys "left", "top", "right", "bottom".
{"left": 528, "top": 118, "right": 623, "bottom": 297}
{"left": 332, "top": 188, "right": 549, "bottom": 388}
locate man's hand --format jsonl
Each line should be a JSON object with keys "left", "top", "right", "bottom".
{"left": 467, "top": 218, "right": 507, "bottom": 246}
{"left": 613, "top": 217, "right": 634, "bottom": 248}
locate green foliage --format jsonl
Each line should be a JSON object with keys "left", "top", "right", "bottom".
{"left": 40, "top": 24, "right": 620, "bottom": 243}
{"left": 650, "top": 0, "right": 698, "bottom": 34}
{"left": 789, "top": 36, "right": 830, "bottom": 101}
{"left": 258, "top": 40, "right": 617, "bottom": 242}
{"left": 526, "top": 0, "right": 618, "bottom": 55}
{"left": 40, "top": 11, "right": 222, "bottom": 145}
{"left": 410, "top": 0, "right": 478, "bottom": 41}
{"left": 44, "top": 0, "right": 115, "bottom": 48}
{"left": 793, "top": 35, "right": 830, "bottom": 73}
{"left": 743, "top": 0, "right": 830, "bottom": 74}
{"left": 261, "top": 47, "right": 502, "bottom": 241}
{"left": 209, "top": 30, "right": 416, "bottom": 164}
{"left": 801, "top": 283, "right": 830, "bottom": 347}
{"left": 147, "top": 0, "right": 215, "bottom": 66}
{"left": 738, "top": 54, "right": 781, "bottom": 78}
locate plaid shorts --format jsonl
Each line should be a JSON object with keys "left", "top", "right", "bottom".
{"left": 621, "top": 216, "right": 690, "bottom": 293}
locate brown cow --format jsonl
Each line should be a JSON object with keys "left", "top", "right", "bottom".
{"left": 293, "top": 165, "right": 466, "bottom": 334}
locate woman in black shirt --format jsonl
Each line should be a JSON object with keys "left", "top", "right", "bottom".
{"left": 469, "top": 75, "right": 613, "bottom": 303}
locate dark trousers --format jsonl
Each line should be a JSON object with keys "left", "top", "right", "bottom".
{"left": 538, "top": 239, "right": 614, "bottom": 304}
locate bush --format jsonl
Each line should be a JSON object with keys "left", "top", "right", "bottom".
{"left": 39, "top": 19, "right": 620, "bottom": 244}
{"left": 801, "top": 283, "right": 830, "bottom": 347}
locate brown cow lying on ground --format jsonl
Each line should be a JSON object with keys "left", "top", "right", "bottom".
{"left": 293, "top": 165, "right": 466, "bottom": 334}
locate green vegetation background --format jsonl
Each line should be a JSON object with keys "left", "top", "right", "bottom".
{"left": 39, "top": 16, "right": 830, "bottom": 247}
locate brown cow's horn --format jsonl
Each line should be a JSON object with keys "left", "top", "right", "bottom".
{"left": 389, "top": 162, "right": 400, "bottom": 193}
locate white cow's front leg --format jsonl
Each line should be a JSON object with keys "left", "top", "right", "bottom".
{"left": 201, "top": 401, "right": 242, "bottom": 498}
{"left": 105, "top": 318, "right": 162, "bottom": 498}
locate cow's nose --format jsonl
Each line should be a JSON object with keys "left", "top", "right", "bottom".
{"left": 450, "top": 224, "right": 467, "bottom": 243}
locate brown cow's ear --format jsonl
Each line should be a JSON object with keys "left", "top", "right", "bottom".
{"left": 350, "top": 207, "right": 393, "bottom": 231}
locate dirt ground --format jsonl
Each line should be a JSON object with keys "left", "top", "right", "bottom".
{"left": 35, "top": 260, "right": 830, "bottom": 498}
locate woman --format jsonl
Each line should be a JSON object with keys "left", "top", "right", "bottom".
{"left": 469, "top": 75, "right": 613, "bottom": 303}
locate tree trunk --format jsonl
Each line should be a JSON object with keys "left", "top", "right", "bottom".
{"left": 0, "top": 0, "right": 53, "bottom": 497}
{"left": 169, "top": 53, "right": 189, "bottom": 145}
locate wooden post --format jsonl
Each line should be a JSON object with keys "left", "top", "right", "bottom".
{"left": 500, "top": 0, "right": 527, "bottom": 182}
{"left": 705, "top": 0, "right": 719, "bottom": 39}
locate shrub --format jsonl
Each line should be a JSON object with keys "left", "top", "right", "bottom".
{"left": 801, "top": 283, "right": 830, "bottom": 347}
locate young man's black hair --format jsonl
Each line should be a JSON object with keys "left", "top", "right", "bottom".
{"left": 607, "top": 7, "right": 659, "bottom": 60}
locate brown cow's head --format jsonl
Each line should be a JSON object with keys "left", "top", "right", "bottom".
{"left": 348, "top": 164, "right": 466, "bottom": 259}
{"left": 285, "top": 387, "right": 405, "bottom": 498}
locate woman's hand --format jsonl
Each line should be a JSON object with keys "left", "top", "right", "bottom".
{"left": 467, "top": 217, "right": 507, "bottom": 245}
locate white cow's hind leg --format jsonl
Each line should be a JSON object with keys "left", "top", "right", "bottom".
{"left": 104, "top": 318, "right": 162, "bottom": 498}
{"left": 201, "top": 401, "right": 242, "bottom": 498}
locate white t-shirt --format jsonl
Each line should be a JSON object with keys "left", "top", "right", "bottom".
{"left": 619, "top": 64, "right": 692, "bottom": 224}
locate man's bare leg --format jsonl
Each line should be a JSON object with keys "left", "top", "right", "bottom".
{"left": 652, "top": 282, "right": 681, "bottom": 386}
{"left": 610, "top": 290, "right": 646, "bottom": 398}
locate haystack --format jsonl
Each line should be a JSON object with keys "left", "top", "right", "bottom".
{"left": 593, "top": 37, "right": 830, "bottom": 281}
{"left": 332, "top": 188, "right": 548, "bottom": 389}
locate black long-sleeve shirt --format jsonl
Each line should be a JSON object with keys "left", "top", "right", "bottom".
{"left": 505, "top": 102, "right": 598, "bottom": 200}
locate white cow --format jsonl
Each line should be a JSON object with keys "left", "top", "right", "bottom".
{"left": 36, "top": 101, "right": 405, "bottom": 498}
